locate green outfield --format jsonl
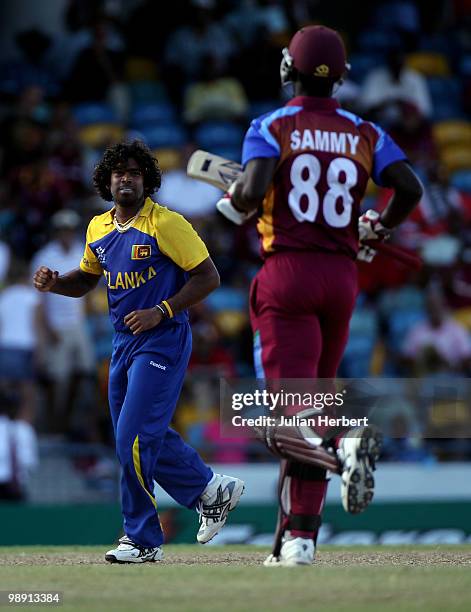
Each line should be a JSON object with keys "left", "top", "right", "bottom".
{"left": 0, "top": 545, "right": 470, "bottom": 612}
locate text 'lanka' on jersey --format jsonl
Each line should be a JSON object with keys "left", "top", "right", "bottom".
{"left": 80, "top": 197, "right": 209, "bottom": 332}
{"left": 242, "top": 96, "right": 407, "bottom": 259}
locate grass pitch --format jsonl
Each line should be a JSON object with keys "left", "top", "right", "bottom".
{"left": 0, "top": 545, "right": 470, "bottom": 611}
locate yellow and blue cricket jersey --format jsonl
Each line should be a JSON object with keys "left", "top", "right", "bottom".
{"left": 80, "top": 197, "right": 209, "bottom": 331}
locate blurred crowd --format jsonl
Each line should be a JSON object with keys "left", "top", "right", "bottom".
{"left": 1, "top": 0, "right": 471, "bottom": 497}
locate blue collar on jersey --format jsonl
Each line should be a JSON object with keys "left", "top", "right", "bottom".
{"left": 287, "top": 96, "right": 340, "bottom": 111}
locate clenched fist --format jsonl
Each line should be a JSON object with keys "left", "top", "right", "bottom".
{"left": 33, "top": 266, "right": 59, "bottom": 292}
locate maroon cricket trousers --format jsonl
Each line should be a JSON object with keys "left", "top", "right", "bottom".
{"left": 250, "top": 250, "right": 358, "bottom": 541}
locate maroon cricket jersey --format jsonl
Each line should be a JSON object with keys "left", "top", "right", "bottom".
{"left": 242, "top": 96, "right": 407, "bottom": 259}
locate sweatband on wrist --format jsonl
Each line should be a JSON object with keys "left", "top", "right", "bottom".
{"left": 162, "top": 300, "right": 174, "bottom": 318}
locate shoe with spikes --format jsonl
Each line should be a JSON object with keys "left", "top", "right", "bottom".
{"left": 337, "top": 425, "right": 383, "bottom": 514}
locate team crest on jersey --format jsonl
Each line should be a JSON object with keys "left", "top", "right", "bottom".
{"left": 314, "top": 64, "right": 329, "bottom": 77}
{"left": 131, "top": 244, "right": 151, "bottom": 260}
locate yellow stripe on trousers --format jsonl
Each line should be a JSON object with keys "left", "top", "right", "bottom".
{"left": 132, "top": 435, "right": 158, "bottom": 509}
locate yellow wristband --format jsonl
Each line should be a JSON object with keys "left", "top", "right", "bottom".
{"left": 162, "top": 300, "right": 174, "bottom": 318}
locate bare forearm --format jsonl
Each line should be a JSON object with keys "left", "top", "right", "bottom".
{"left": 232, "top": 181, "right": 262, "bottom": 213}
{"left": 232, "top": 158, "right": 277, "bottom": 213}
{"left": 166, "top": 271, "right": 220, "bottom": 316}
{"left": 379, "top": 161, "right": 423, "bottom": 229}
{"left": 380, "top": 190, "right": 422, "bottom": 228}
{"left": 50, "top": 269, "right": 99, "bottom": 298}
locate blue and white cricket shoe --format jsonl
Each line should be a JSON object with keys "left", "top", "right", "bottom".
{"left": 105, "top": 535, "right": 163, "bottom": 564}
{"left": 196, "top": 474, "right": 245, "bottom": 543}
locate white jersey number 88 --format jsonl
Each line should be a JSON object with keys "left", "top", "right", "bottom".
{"left": 288, "top": 153, "right": 357, "bottom": 228}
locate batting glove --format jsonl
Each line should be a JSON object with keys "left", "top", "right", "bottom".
{"left": 358, "top": 209, "right": 390, "bottom": 243}
{"left": 216, "top": 182, "right": 256, "bottom": 226}
{"left": 357, "top": 244, "right": 377, "bottom": 263}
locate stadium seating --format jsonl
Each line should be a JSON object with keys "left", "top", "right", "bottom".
{"left": 127, "top": 124, "right": 187, "bottom": 149}
{"left": 406, "top": 52, "right": 450, "bottom": 77}
{"left": 194, "top": 121, "right": 245, "bottom": 151}
{"left": 433, "top": 120, "right": 471, "bottom": 149}
{"left": 130, "top": 101, "right": 176, "bottom": 127}
{"left": 427, "top": 77, "right": 464, "bottom": 121}
{"left": 378, "top": 286, "right": 425, "bottom": 316}
{"left": 152, "top": 147, "right": 182, "bottom": 171}
{"left": 460, "top": 54, "right": 471, "bottom": 77}
{"left": 72, "top": 102, "right": 118, "bottom": 126}
{"left": 205, "top": 287, "right": 246, "bottom": 312}
{"left": 348, "top": 53, "right": 385, "bottom": 84}
{"left": 440, "top": 146, "right": 471, "bottom": 175}
{"left": 73, "top": 102, "right": 125, "bottom": 146}
{"left": 450, "top": 170, "right": 471, "bottom": 193}
{"left": 128, "top": 80, "right": 169, "bottom": 104}
{"left": 78, "top": 124, "right": 124, "bottom": 148}
{"left": 125, "top": 57, "right": 158, "bottom": 81}
{"left": 356, "top": 29, "right": 402, "bottom": 54}
{"left": 340, "top": 304, "right": 378, "bottom": 377}
{"left": 214, "top": 310, "right": 248, "bottom": 338}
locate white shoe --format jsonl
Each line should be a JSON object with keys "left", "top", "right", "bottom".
{"left": 196, "top": 474, "right": 245, "bottom": 543}
{"left": 105, "top": 536, "right": 164, "bottom": 564}
{"left": 264, "top": 537, "right": 315, "bottom": 567}
{"left": 338, "top": 425, "right": 383, "bottom": 514}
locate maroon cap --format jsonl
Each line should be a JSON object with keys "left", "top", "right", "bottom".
{"left": 289, "top": 25, "right": 347, "bottom": 79}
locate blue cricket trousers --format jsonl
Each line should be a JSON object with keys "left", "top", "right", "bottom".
{"left": 108, "top": 321, "right": 213, "bottom": 547}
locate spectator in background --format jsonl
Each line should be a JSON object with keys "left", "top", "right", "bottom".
{"left": 164, "top": 3, "right": 236, "bottom": 102}
{"left": 0, "top": 86, "right": 49, "bottom": 175}
{"left": 183, "top": 54, "right": 249, "bottom": 124}
{"left": 224, "top": 0, "right": 289, "bottom": 48}
{"left": 389, "top": 100, "right": 437, "bottom": 174}
{"left": 63, "top": 14, "right": 128, "bottom": 121}
{"left": 402, "top": 284, "right": 471, "bottom": 375}
{"left": 360, "top": 46, "right": 432, "bottom": 126}
{"left": 31, "top": 210, "right": 97, "bottom": 434}
{"left": 0, "top": 28, "right": 59, "bottom": 99}
{"left": 232, "top": 24, "right": 283, "bottom": 102}
{"left": 0, "top": 389, "right": 39, "bottom": 501}
{"left": 0, "top": 259, "right": 41, "bottom": 423}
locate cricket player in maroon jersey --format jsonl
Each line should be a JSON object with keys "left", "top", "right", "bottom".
{"left": 216, "top": 25, "right": 423, "bottom": 566}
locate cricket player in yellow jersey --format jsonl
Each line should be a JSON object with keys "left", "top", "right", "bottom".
{"left": 33, "top": 141, "right": 244, "bottom": 563}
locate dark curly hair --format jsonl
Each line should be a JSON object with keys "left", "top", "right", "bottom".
{"left": 93, "top": 140, "right": 162, "bottom": 202}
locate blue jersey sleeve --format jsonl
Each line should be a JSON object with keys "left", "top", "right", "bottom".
{"left": 241, "top": 115, "right": 280, "bottom": 167}
{"left": 371, "top": 123, "right": 407, "bottom": 186}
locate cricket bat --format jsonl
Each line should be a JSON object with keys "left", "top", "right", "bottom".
{"left": 186, "top": 149, "right": 422, "bottom": 270}
{"left": 187, "top": 150, "right": 242, "bottom": 190}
